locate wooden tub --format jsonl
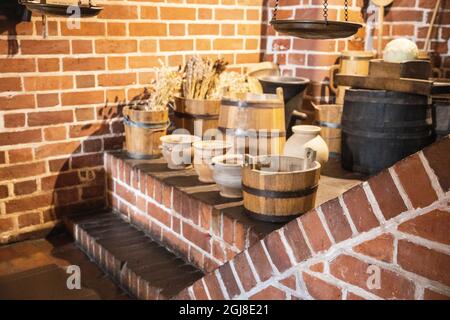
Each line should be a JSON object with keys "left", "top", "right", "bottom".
{"left": 242, "top": 155, "right": 321, "bottom": 222}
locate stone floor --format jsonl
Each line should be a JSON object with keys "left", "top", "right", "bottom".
{"left": 0, "top": 233, "right": 130, "bottom": 300}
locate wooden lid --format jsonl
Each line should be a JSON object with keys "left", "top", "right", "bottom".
{"left": 341, "top": 51, "right": 375, "bottom": 59}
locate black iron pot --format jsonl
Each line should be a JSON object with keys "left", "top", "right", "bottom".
{"left": 258, "top": 76, "right": 310, "bottom": 137}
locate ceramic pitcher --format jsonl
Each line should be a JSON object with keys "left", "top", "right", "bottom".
{"left": 283, "top": 125, "right": 329, "bottom": 166}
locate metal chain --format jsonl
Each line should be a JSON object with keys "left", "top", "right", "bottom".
{"left": 323, "top": 0, "right": 329, "bottom": 23}
{"left": 272, "top": 0, "right": 279, "bottom": 21}
{"left": 344, "top": 0, "right": 349, "bottom": 21}
{"left": 272, "top": 0, "right": 348, "bottom": 23}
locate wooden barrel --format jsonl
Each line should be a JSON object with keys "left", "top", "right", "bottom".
{"left": 432, "top": 96, "right": 450, "bottom": 139}
{"left": 243, "top": 156, "right": 321, "bottom": 223}
{"left": 313, "top": 103, "right": 343, "bottom": 158}
{"left": 342, "top": 89, "right": 434, "bottom": 175}
{"left": 173, "top": 96, "right": 220, "bottom": 138}
{"left": 123, "top": 106, "right": 169, "bottom": 159}
{"left": 218, "top": 91, "right": 286, "bottom": 156}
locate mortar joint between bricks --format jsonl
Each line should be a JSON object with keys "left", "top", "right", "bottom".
{"left": 346, "top": 248, "right": 450, "bottom": 295}
{"left": 392, "top": 229, "right": 450, "bottom": 256}
{"left": 244, "top": 250, "right": 261, "bottom": 284}
{"left": 229, "top": 259, "right": 245, "bottom": 296}
{"left": 362, "top": 181, "right": 387, "bottom": 224}
{"left": 297, "top": 219, "right": 315, "bottom": 256}
{"left": 338, "top": 194, "right": 359, "bottom": 236}
{"left": 388, "top": 167, "right": 414, "bottom": 211}
{"left": 316, "top": 206, "right": 337, "bottom": 245}
{"left": 418, "top": 151, "right": 446, "bottom": 200}
{"left": 214, "top": 269, "right": 230, "bottom": 300}
{"left": 279, "top": 229, "right": 298, "bottom": 266}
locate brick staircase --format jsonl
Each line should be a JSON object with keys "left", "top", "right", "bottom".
{"left": 62, "top": 136, "right": 449, "bottom": 300}
{"left": 64, "top": 210, "right": 204, "bottom": 299}
{"left": 61, "top": 149, "right": 364, "bottom": 299}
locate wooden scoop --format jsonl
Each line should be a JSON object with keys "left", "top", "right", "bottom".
{"left": 372, "top": 0, "right": 394, "bottom": 57}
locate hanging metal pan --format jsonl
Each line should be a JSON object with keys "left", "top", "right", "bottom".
{"left": 270, "top": 20, "right": 362, "bottom": 40}
{"left": 21, "top": 2, "right": 103, "bottom": 17}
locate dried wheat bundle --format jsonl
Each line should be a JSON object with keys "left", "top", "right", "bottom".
{"left": 181, "top": 56, "right": 228, "bottom": 100}
{"left": 132, "top": 60, "right": 182, "bottom": 112}
{"left": 212, "top": 72, "right": 256, "bottom": 99}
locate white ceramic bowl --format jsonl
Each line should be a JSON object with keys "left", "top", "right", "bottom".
{"left": 193, "top": 140, "right": 233, "bottom": 183}
{"left": 211, "top": 154, "right": 244, "bottom": 198}
{"left": 160, "top": 134, "right": 201, "bottom": 170}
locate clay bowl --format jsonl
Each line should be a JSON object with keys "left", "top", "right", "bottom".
{"left": 193, "top": 140, "right": 233, "bottom": 183}
{"left": 211, "top": 154, "right": 245, "bottom": 199}
{"left": 160, "top": 134, "right": 201, "bottom": 170}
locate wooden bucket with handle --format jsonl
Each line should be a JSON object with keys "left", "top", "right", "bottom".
{"left": 243, "top": 152, "right": 321, "bottom": 223}
{"left": 123, "top": 106, "right": 169, "bottom": 159}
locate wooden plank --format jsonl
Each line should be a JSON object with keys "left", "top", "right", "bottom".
{"left": 369, "top": 59, "right": 432, "bottom": 80}
{"left": 335, "top": 74, "right": 432, "bottom": 96}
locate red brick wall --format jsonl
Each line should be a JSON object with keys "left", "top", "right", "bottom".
{"left": 1, "top": 0, "right": 448, "bottom": 244}
{"left": 176, "top": 136, "right": 450, "bottom": 300}
{"left": 262, "top": 0, "right": 450, "bottom": 102}
{"left": 0, "top": 0, "right": 263, "bottom": 243}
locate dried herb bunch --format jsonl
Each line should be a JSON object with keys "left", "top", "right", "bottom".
{"left": 132, "top": 60, "right": 182, "bottom": 111}
{"left": 181, "top": 56, "right": 228, "bottom": 100}
{"left": 213, "top": 72, "right": 261, "bottom": 99}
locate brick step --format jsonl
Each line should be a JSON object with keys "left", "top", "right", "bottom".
{"left": 65, "top": 210, "right": 204, "bottom": 300}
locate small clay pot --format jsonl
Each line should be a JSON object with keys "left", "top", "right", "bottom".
{"left": 211, "top": 154, "right": 244, "bottom": 198}
{"left": 193, "top": 140, "right": 233, "bottom": 183}
{"left": 160, "top": 134, "right": 201, "bottom": 170}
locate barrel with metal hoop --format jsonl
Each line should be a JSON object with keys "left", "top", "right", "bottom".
{"left": 173, "top": 96, "right": 221, "bottom": 137}
{"left": 432, "top": 95, "right": 450, "bottom": 139}
{"left": 313, "top": 103, "right": 343, "bottom": 158}
{"left": 342, "top": 89, "right": 434, "bottom": 175}
{"left": 242, "top": 155, "right": 321, "bottom": 222}
{"left": 123, "top": 106, "right": 169, "bottom": 159}
{"left": 218, "top": 89, "right": 286, "bottom": 155}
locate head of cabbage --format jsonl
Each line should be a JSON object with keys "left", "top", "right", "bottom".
{"left": 383, "top": 38, "right": 418, "bottom": 63}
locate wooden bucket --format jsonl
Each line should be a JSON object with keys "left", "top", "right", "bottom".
{"left": 123, "top": 106, "right": 169, "bottom": 159}
{"left": 329, "top": 51, "right": 375, "bottom": 104}
{"left": 218, "top": 90, "right": 286, "bottom": 156}
{"left": 243, "top": 155, "right": 321, "bottom": 222}
{"left": 312, "top": 103, "right": 343, "bottom": 158}
{"left": 173, "top": 96, "right": 221, "bottom": 138}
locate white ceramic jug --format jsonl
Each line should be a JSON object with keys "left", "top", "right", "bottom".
{"left": 283, "top": 125, "right": 329, "bottom": 166}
